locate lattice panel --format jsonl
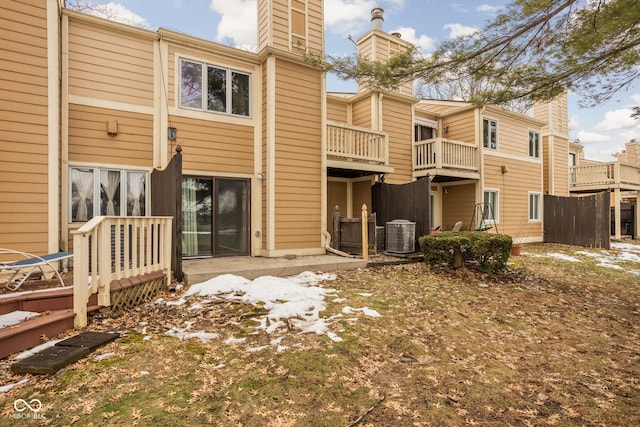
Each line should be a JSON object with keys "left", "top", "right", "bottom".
{"left": 110, "top": 276, "right": 167, "bottom": 312}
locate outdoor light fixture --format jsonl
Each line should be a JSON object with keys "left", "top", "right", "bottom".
{"left": 167, "top": 127, "right": 177, "bottom": 141}
{"left": 257, "top": 172, "right": 265, "bottom": 180}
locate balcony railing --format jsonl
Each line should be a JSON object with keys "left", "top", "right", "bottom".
{"left": 414, "top": 137, "right": 479, "bottom": 172}
{"left": 327, "top": 121, "right": 388, "bottom": 165}
{"left": 570, "top": 162, "right": 640, "bottom": 189}
{"left": 71, "top": 216, "right": 172, "bottom": 327}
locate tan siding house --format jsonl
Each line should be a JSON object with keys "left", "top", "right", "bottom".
{"left": 0, "top": 0, "right": 575, "bottom": 267}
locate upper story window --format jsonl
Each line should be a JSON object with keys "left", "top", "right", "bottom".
{"left": 529, "top": 130, "right": 541, "bottom": 158}
{"left": 483, "top": 118, "right": 497, "bottom": 150}
{"left": 414, "top": 124, "right": 435, "bottom": 142}
{"left": 70, "top": 167, "right": 147, "bottom": 223}
{"left": 180, "top": 59, "right": 250, "bottom": 117}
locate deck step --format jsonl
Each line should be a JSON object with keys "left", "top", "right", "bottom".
{"left": 0, "top": 287, "right": 98, "bottom": 315}
{"left": 0, "top": 309, "right": 75, "bottom": 359}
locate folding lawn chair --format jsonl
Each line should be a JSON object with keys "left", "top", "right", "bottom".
{"left": 0, "top": 248, "right": 73, "bottom": 291}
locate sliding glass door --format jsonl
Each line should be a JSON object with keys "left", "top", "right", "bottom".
{"left": 182, "top": 177, "right": 249, "bottom": 258}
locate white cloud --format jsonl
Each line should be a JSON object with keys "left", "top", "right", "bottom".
{"left": 444, "top": 23, "right": 479, "bottom": 39}
{"left": 575, "top": 130, "right": 612, "bottom": 144}
{"left": 630, "top": 93, "right": 640, "bottom": 104}
{"left": 476, "top": 4, "right": 503, "bottom": 14}
{"left": 210, "top": 0, "right": 257, "bottom": 51}
{"left": 324, "top": 0, "right": 377, "bottom": 34}
{"left": 390, "top": 27, "right": 435, "bottom": 53}
{"left": 83, "top": 2, "right": 151, "bottom": 29}
{"left": 593, "top": 109, "right": 637, "bottom": 131}
{"left": 569, "top": 114, "right": 580, "bottom": 131}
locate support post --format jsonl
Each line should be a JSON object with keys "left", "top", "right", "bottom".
{"left": 361, "top": 204, "right": 369, "bottom": 260}
{"left": 332, "top": 205, "right": 340, "bottom": 250}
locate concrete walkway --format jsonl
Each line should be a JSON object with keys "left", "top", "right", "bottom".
{"left": 182, "top": 254, "right": 369, "bottom": 284}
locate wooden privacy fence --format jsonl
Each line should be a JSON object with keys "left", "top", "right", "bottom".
{"left": 544, "top": 193, "right": 610, "bottom": 249}
{"left": 371, "top": 178, "right": 431, "bottom": 252}
{"left": 332, "top": 205, "right": 380, "bottom": 257}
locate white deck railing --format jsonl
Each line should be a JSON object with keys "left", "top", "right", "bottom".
{"left": 414, "top": 137, "right": 479, "bottom": 171}
{"left": 71, "top": 216, "right": 172, "bottom": 327}
{"left": 327, "top": 121, "right": 388, "bottom": 164}
{"left": 570, "top": 162, "right": 640, "bottom": 188}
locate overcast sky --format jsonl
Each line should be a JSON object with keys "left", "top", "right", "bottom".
{"left": 77, "top": 0, "right": 640, "bottom": 162}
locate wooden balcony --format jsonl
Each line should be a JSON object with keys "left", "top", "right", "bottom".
{"left": 326, "top": 121, "right": 394, "bottom": 176}
{"left": 570, "top": 162, "right": 640, "bottom": 192}
{"left": 413, "top": 137, "right": 480, "bottom": 180}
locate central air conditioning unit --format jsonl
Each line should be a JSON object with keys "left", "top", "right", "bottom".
{"left": 385, "top": 219, "right": 416, "bottom": 254}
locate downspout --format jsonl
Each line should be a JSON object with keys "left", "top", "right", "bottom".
{"left": 322, "top": 230, "right": 356, "bottom": 258}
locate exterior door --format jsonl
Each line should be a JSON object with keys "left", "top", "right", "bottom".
{"left": 182, "top": 177, "right": 249, "bottom": 258}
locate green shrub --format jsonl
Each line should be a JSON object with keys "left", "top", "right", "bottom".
{"left": 419, "top": 231, "right": 513, "bottom": 272}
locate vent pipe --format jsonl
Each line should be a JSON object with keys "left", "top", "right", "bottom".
{"left": 371, "top": 8, "right": 384, "bottom": 30}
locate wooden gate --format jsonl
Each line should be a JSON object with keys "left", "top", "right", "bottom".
{"left": 544, "top": 192, "right": 610, "bottom": 249}
{"left": 332, "top": 206, "right": 379, "bottom": 255}
{"left": 151, "top": 146, "right": 183, "bottom": 281}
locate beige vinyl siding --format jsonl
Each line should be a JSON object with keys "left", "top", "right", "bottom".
{"left": 0, "top": 0, "right": 49, "bottom": 254}
{"left": 67, "top": 20, "right": 154, "bottom": 107}
{"left": 261, "top": 63, "right": 268, "bottom": 250}
{"left": 352, "top": 98, "right": 372, "bottom": 128}
{"left": 327, "top": 180, "right": 347, "bottom": 218}
{"left": 170, "top": 116, "right": 254, "bottom": 175}
{"left": 484, "top": 155, "right": 543, "bottom": 240}
{"left": 441, "top": 183, "right": 476, "bottom": 231}
{"left": 553, "top": 136, "right": 569, "bottom": 196}
{"left": 271, "top": 0, "right": 289, "bottom": 51}
{"left": 68, "top": 105, "right": 153, "bottom": 167}
{"left": 543, "top": 135, "right": 551, "bottom": 194}
{"left": 442, "top": 111, "right": 475, "bottom": 144}
{"left": 307, "top": 0, "right": 323, "bottom": 53}
{"left": 273, "top": 59, "right": 322, "bottom": 249}
{"left": 327, "top": 98, "right": 348, "bottom": 123}
{"left": 418, "top": 103, "right": 468, "bottom": 116}
{"left": 257, "top": 0, "right": 270, "bottom": 51}
{"left": 352, "top": 180, "right": 372, "bottom": 214}
{"left": 383, "top": 97, "right": 413, "bottom": 183}
{"left": 490, "top": 113, "right": 539, "bottom": 157}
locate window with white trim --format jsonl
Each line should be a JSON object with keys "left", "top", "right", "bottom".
{"left": 483, "top": 118, "right": 497, "bottom": 149}
{"left": 180, "top": 58, "right": 250, "bottom": 117}
{"left": 529, "top": 130, "right": 540, "bottom": 158}
{"left": 529, "top": 192, "right": 541, "bottom": 221}
{"left": 483, "top": 189, "right": 499, "bottom": 222}
{"left": 70, "top": 167, "right": 147, "bottom": 222}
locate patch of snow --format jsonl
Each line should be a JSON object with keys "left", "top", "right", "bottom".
{"left": 0, "top": 310, "right": 38, "bottom": 328}
{"left": 357, "top": 292, "right": 373, "bottom": 297}
{"left": 224, "top": 336, "right": 247, "bottom": 345}
{"left": 140, "top": 371, "right": 150, "bottom": 376}
{"left": 0, "top": 378, "right": 29, "bottom": 393}
{"left": 342, "top": 306, "right": 381, "bottom": 317}
{"left": 164, "top": 325, "right": 219, "bottom": 342}
{"left": 546, "top": 253, "right": 581, "bottom": 262}
{"left": 327, "top": 331, "right": 343, "bottom": 342}
{"left": 212, "top": 363, "right": 225, "bottom": 369}
{"left": 14, "top": 339, "right": 63, "bottom": 360}
{"left": 94, "top": 352, "right": 116, "bottom": 361}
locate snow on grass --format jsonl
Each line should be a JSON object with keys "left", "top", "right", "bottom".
{"left": 546, "top": 241, "right": 640, "bottom": 275}
{"left": 0, "top": 378, "right": 29, "bottom": 393}
{"left": 154, "top": 270, "right": 382, "bottom": 351}
{"left": 546, "top": 253, "right": 582, "bottom": 263}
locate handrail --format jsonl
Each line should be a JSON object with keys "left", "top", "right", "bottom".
{"left": 71, "top": 216, "right": 172, "bottom": 327}
{"left": 414, "top": 137, "right": 479, "bottom": 171}
{"left": 570, "top": 162, "right": 640, "bottom": 187}
{"left": 327, "top": 121, "right": 388, "bottom": 164}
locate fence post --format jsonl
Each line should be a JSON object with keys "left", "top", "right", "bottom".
{"left": 73, "top": 232, "right": 88, "bottom": 328}
{"left": 332, "top": 205, "right": 340, "bottom": 250}
{"left": 361, "top": 204, "right": 369, "bottom": 260}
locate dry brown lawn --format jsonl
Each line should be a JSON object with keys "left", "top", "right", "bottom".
{"left": 1, "top": 243, "right": 639, "bottom": 426}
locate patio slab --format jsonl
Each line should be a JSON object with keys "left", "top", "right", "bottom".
{"left": 182, "top": 254, "right": 369, "bottom": 284}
